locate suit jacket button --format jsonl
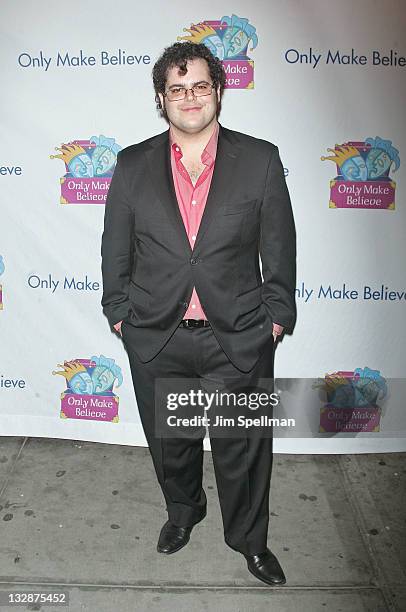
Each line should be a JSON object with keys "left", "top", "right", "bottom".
{"left": 190, "top": 258, "right": 197, "bottom": 265}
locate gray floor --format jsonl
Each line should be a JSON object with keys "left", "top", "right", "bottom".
{"left": 0, "top": 437, "right": 404, "bottom": 612}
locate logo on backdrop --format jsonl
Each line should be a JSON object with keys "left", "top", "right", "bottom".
{"left": 0, "top": 255, "right": 5, "bottom": 310}
{"left": 178, "top": 14, "right": 258, "bottom": 89}
{"left": 0, "top": 373, "right": 26, "bottom": 390}
{"left": 0, "top": 164, "right": 22, "bottom": 176}
{"left": 284, "top": 47, "right": 405, "bottom": 69}
{"left": 50, "top": 135, "right": 122, "bottom": 204}
{"left": 296, "top": 281, "right": 406, "bottom": 303}
{"left": 53, "top": 356, "right": 122, "bottom": 422}
{"left": 316, "top": 367, "right": 387, "bottom": 433}
{"left": 18, "top": 50, "right": 151, "bottom": 71}
{"left": 321, "top": 137, "right": 400, "bottom": 209}
{"left": 27, "top": 273, "right": 99, "bottom": 293}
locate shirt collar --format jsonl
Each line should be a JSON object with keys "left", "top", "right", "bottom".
{"left": 170, "top": 122, "right": 219, "bottom": 167}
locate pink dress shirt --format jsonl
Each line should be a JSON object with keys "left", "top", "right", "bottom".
{"left": 169, "top": 123, "right": 219, "bottom": 320}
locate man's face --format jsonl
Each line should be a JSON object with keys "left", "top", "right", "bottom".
{"left": 159, "top": 58, "right": 220, "bottom": 134}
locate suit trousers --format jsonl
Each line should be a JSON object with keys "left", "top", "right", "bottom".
{"left": 121, "top": 321, "right": 275, "bottom": 556}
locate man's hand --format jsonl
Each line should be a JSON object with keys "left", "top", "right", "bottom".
{"left": 113, "top": 321, "right": 123, "bottom": 336}
{"left": 272, "top": 323, "right": 284, "bottom": 342}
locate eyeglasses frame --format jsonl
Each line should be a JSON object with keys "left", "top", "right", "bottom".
{"left": 162, "top": 82, "right": 216, "bottom": 102}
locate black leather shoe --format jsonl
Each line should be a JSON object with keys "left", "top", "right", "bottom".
{"left": 157, "top": 520, "right": 193, "bottom": 554}
{"left": 244, "top": 548, "right": 286, "bottom": 585}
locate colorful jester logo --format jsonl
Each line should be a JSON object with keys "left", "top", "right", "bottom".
{"left": 50, "top": 135, "right": 122, "bottom": 204}
{"left": 321, "top": 137, "right": 400, "bottom": 209}
{"left": 178, "top": 14, "right": 258, "bottom": 89}
{"left": 0, "top": 255, "right": 4, "bottom": 310}
{"left": 53, "top": 355, "right": 123, "bottom": 422}
{"left": 317, "top": 367, "right": 387, "bottom": 432}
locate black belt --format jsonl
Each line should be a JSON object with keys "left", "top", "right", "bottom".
{"left": 179, "top": 319, "right": 211, "bottom": 328}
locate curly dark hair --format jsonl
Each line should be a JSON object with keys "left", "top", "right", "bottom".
{"left": 152, "top": 42, "right": 226, "bottom": 119}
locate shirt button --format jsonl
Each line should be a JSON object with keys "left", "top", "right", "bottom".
{"left": 192, "top": 200, "right": 197, "bottom": 205}
{"left": 191, "top": 235, "right": 196, "bottom": 241}
{"left": 191, "top": 304, "right": 196, "bottom": 309}
{"left": 175, "top": 147, "right": 180, "bottom": 152}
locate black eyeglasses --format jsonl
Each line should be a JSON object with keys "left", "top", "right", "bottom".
{"left": 164, "top": 82, "right": 215, "bottom": 102}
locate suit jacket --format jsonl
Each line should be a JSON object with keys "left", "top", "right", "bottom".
{"left": 101, "top": 124, "right": 296, "bottom": 372}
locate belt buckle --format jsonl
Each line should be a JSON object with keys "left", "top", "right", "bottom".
{"left": 183, "top": 319, "right": 206, "bottom": 328}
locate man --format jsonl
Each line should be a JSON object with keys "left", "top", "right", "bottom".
{"left": 101, "top": 41, "right": 296, "bottom": 586}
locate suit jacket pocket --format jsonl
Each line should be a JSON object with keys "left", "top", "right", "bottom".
{"left": 128, "top": 281, "right": 151, "bottom": 308}
{"left": 237, "top": 285, "right": 263, "bottom": 314}
{"left": 222, "top": 199, "right": 257, "bottom": 215}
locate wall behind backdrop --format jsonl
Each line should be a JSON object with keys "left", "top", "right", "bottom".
{"left": 1, "top": 0, "right": 405, "bottom": 453}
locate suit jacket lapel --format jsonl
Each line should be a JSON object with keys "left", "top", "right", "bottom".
{"left": 193, "top": 125, "right": 241, "bottom": 251}
{"left": 145, "top": 131, "right": 192, "bottom": 254}
{"left": 144, "top": 124, "right": 241, "bottom": 254}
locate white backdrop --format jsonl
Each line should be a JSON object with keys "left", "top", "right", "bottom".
{"left": 1, "top": 0, "right": 405, "bottom": 453}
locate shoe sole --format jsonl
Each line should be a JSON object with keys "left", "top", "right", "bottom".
{"left": 247, "top": 565, "right": 287, "bottom": 586}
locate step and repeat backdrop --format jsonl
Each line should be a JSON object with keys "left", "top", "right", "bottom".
{"left": 1, "top": 0, "right": 405, "bottom": 452}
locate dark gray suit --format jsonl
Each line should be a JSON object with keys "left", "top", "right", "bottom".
{"left": 101, "top": 124, "right": 296, "bottom": 554}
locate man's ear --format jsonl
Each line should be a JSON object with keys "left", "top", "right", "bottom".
{"left": 156, "top": 92, "right": 164, "bottom": 110}
{"left": 215, "top": 85, "right": 222, "bottom": 117}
